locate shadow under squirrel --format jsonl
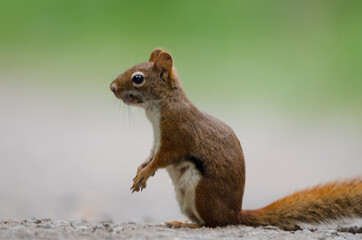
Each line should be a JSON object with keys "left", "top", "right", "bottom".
{"left": 110, "top": 48, "right": 362, "bottom": 230}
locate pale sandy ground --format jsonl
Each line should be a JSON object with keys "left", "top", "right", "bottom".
{"left": 0, "top": 77, "right": 361, "bottom": 239}
{"left": 0, "top": 219, "right": 361, "bottom": 240}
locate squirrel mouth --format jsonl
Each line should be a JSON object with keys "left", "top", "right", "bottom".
{"left": 121, "top": 93, "right": 144, "bottom": 105}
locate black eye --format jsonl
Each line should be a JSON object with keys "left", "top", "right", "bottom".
{"left": 132, "top": 75, "right": 144, "bottom": 84}
{"left": 131, "top": 72, "right": 146, "bottom": 87}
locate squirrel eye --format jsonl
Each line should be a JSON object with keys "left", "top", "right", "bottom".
{"left": 131, "top": 71, "right": 145, "bottom": 87}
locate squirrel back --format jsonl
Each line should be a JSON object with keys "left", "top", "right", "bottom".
{"left": 110, "top": 48, "right": 362, "bottom": 230}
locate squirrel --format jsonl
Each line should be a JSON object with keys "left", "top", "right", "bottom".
{"left": 110, "top": 48, "right": 362, "bottom": 230}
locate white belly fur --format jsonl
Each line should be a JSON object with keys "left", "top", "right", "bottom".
{"left": 167, "top": 161, "right": 204, "bottom": 225}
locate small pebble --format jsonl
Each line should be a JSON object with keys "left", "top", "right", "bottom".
{"left": 43, "top": 224, "right": 52, "bottom": 229}
{"left": 76, "top": 226, "right": 89, "bottom": 232}
{"left": 92, "top": 225, "right": 104, "bottom": 232}
{"left": 33, "top": 219, "right": 41, "bottom": 224}
{"left": 325, "top": 229, "right": 340, "bottom": 236}
{"left": 55, "top": 220, "right": 70, "bottom": 226}
{"left": 302, "top": 229, "right": 311, "bottom": 233}
{"left": 263, "top": 226, "right": 279, "bottom": 230}
{"left": 113, "top": 226, "right": 124, "bottom": 234}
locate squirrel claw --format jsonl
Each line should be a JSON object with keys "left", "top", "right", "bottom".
{"left": 131, "top": 172, "right": 147, "bottom": 193}
{"left": 132, "top": 166, "right": 152, "bottom": 193}
{"left": 130, "top": 179, "right": 142, "bottom": 193}
{"left": 139, "top": 178, "right": 146, "bottom": 191}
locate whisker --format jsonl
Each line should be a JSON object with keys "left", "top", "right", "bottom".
{"left": 127, "top": 105, "right": 131, "bottom": 127}
{"left": 100, "top": 72, "right": 117, "bottom": 83}
{"left": 123, "top": 102, "right": 126, "bottom": 128}
{"left": 117, "top": 101, "right": 121, "bottom": 118}
{"left": 128, "top": 105, "right": 137, "bottom": 136}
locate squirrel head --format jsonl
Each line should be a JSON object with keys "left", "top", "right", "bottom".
{"left": 110, "top": 48, "right": 181, "bottom": 108}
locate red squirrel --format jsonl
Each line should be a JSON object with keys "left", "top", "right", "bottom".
{"left": 110, "top": 49, "right": 362, "bottom": 230}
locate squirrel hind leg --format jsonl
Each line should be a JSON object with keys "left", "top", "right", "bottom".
{"left": 165, "top": 221, "right": 202, "bottom": 229}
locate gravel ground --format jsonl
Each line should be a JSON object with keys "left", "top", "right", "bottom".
{"left": 0, "top": 219, "right": 361, "bottom": 240}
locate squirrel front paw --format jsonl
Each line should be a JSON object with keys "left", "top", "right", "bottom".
{"left": 131, "top": 168, "right": 153, "bottom": 193}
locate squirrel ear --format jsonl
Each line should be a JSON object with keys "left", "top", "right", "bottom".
{"left": 149, "top": 48, "right": 163, "bottom": 62}
{"left": 154, "top": 52, "right": 173, "bottom": 74}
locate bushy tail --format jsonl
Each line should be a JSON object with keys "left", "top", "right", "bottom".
{"left": 240, "top": 177, "right": 362, "bottom": 230}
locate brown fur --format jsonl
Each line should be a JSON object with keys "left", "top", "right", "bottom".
{"left": 110, "top": 49, "right": 362, "bottom": 230}
{"left": 242, "top": 177, "right": 362, "bottom": 230}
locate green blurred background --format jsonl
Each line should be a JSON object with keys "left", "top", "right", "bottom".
{"left": 0, "top": 0, "right": 361, "bottom": 222}
{"left": 1, "top": 0, "right": 361, "bottom": 113}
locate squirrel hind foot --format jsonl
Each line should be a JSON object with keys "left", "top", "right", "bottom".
{"left": 165, "top": 221, "right": 202, "bottom": 229}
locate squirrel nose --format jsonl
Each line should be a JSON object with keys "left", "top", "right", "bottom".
{"left": 110, "top": 82, "right": 118, "bottom": 93}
